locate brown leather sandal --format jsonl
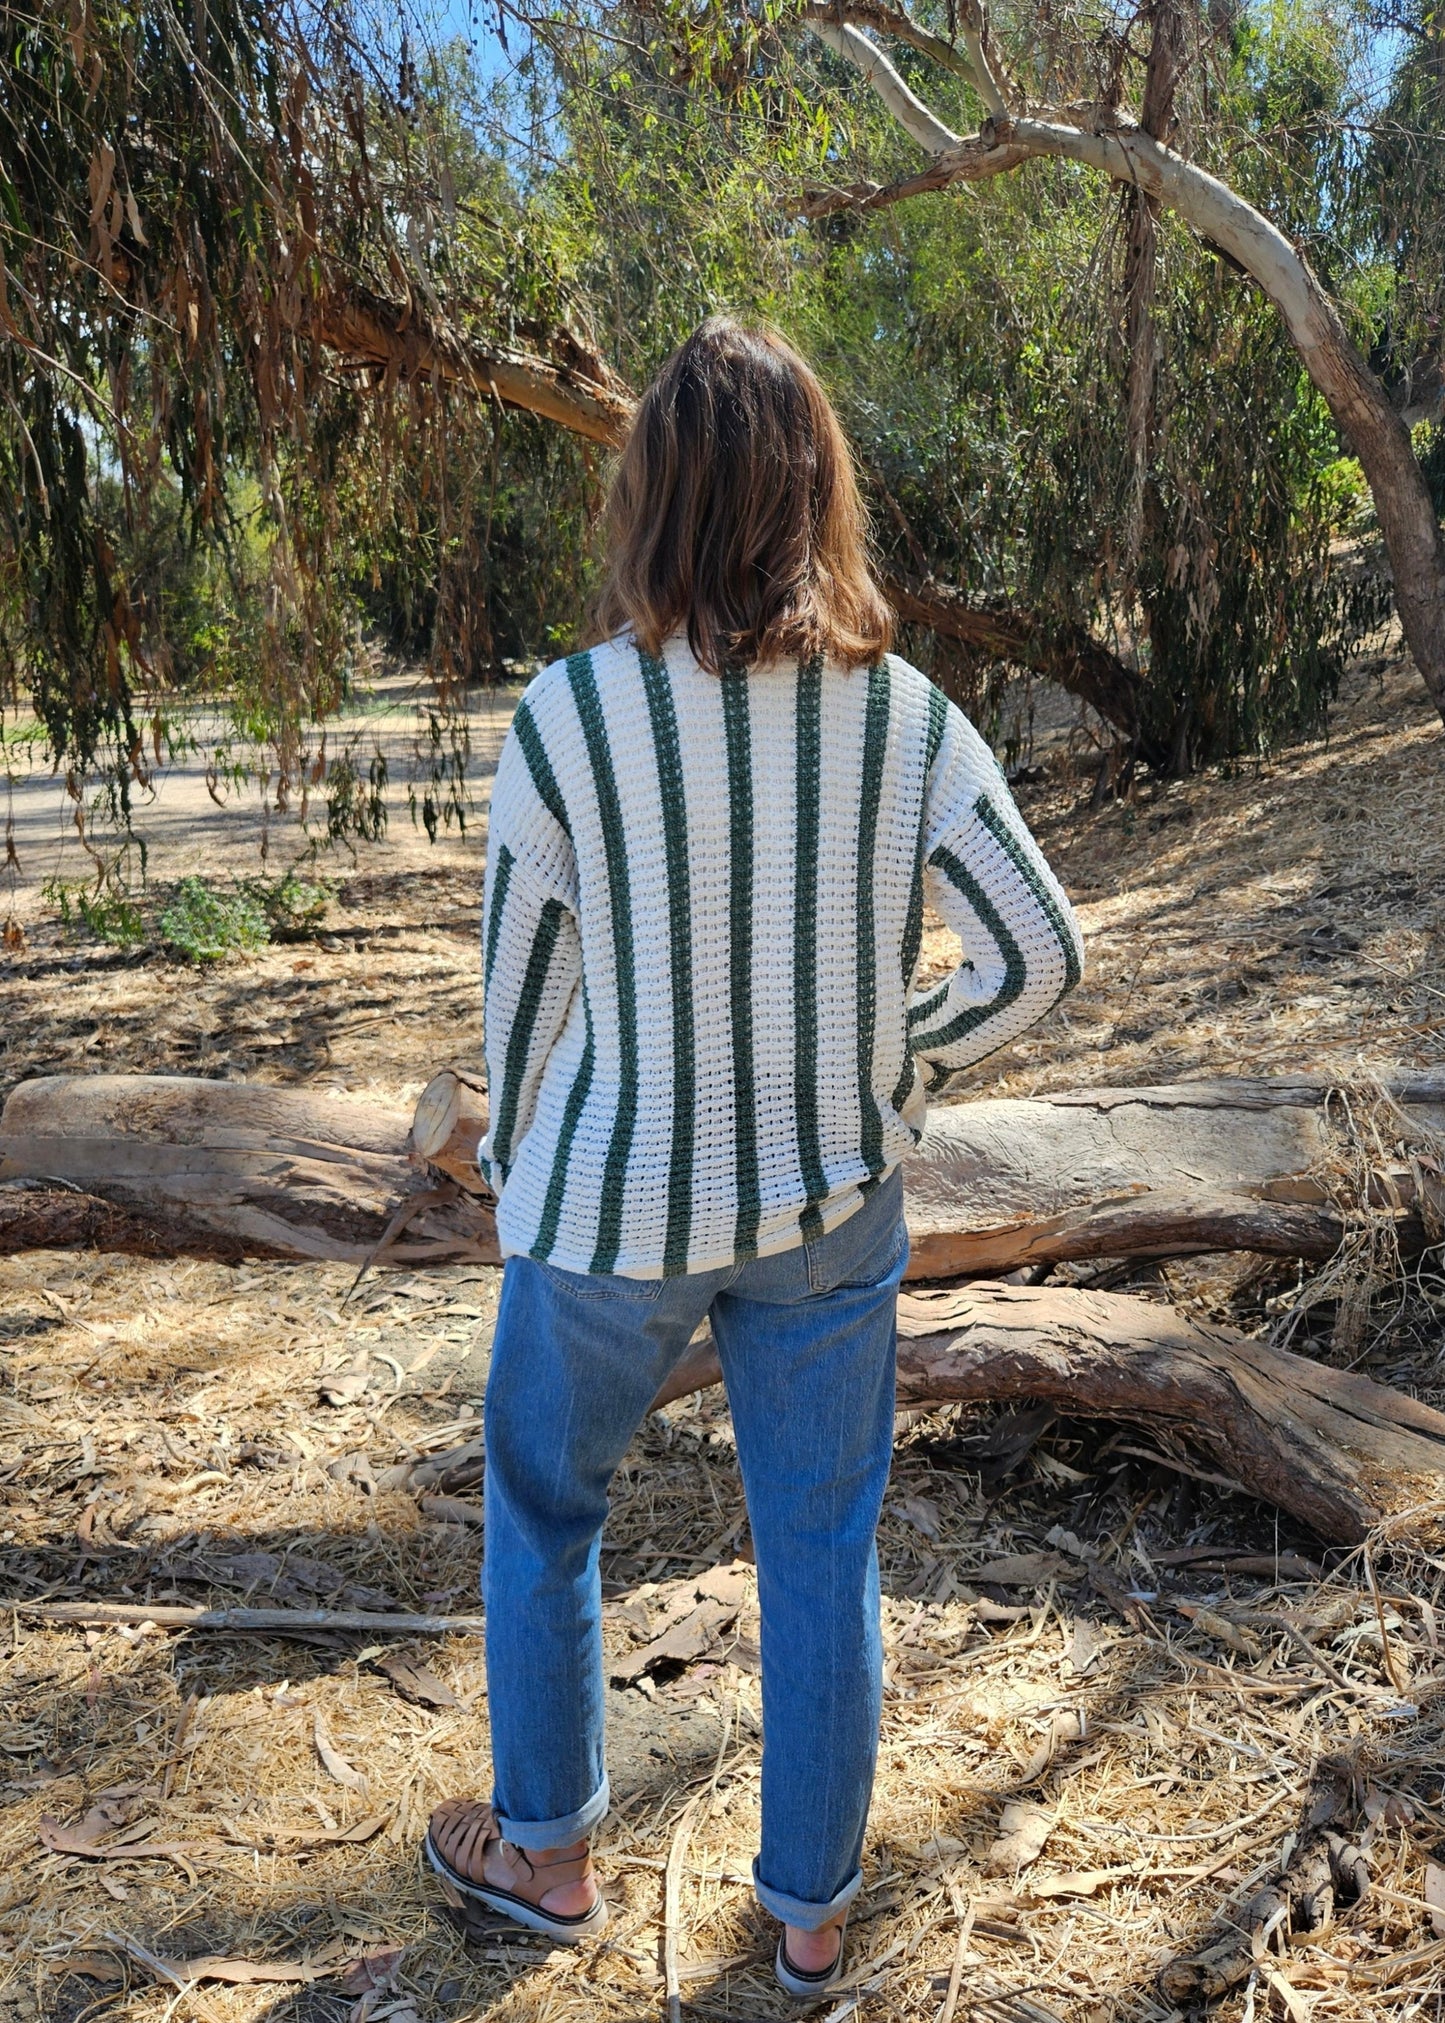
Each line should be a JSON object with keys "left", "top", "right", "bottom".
{"left": 424, "top": 1799, "right": 607, "bottom": 1943}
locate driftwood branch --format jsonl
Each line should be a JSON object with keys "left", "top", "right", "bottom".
{"left": 651, "top": 1285, "right": 1445, "bottom": 1545}
{"left": 1160, "top": 1828, "right": 1370, "bottom": 2004}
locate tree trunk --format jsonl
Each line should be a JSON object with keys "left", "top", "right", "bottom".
{"left": 650, "top": 1283, "right": 1445, "bottom": 1545}
{"left": 2, "top": 1072, "right": 1440, "bottom": 1272}
{"left": 882, "top": 570, "right": 1145, "bottom": 744}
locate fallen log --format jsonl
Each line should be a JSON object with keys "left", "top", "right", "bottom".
{"left": 0, "top": 1075, "right": 496, "bottom": 1267}
{"left": 900, "top": 1074, "right": 1445, "bottom": 1277}
{"left": 649, "top": 1285, "right": 1445, "bottom": 1544}
{"left": 1, "top": 1070, "right": 1440, "bottom": 1274}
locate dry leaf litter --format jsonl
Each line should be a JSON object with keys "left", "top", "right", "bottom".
{"left": 0, "top": 648, "right": 1443, "bottom": 2021}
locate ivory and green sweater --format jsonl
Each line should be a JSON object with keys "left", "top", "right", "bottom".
{"left": 478, "top": 635, "right": 1084, "bottom": 1277}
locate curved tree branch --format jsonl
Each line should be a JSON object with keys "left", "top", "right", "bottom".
{"left": 804, "top": 8, "right": 1445, "bottom": 734}
{"left": 800, "top": 0, "right": 977, "bottom": 85}
{"left": 883, "top": 571, "right": 1143, "bottom": 741}
{"left": 809, "top": 18, "right": 960, "bottom": 153}
{"left": 315, "top": 284, "right": 635, "bottom": 447}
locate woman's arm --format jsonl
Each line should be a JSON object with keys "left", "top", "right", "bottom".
{"left": 478, "top": 707, "right": 582, "bottom": 1190}
{"left": 907, "top": 700, "right": 1084, "bottom": 1093}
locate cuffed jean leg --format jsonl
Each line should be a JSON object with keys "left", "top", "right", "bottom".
{"left": 710, "top": 1240, "right": 902, "bottom": 1925}
{"left": 481, "top": 1254, "right": 713, "bottom": 1845}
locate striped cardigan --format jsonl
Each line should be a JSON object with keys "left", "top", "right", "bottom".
{"left": 478, "top": 635, "right": 1084, "bottom": 1277}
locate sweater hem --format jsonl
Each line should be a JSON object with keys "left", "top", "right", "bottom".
{"left": 497, "top": 1167, "right": 898, "bottom": 1280}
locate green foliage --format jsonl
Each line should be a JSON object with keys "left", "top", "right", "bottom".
{"left": 159, "top": 879, "right": 270, "bottom": 961}
{"left": 1417, "top": 423, "right": 1445, "bottom": 516}
{"left": 42, "top": 879, "right": 146, "bottom": 949}
{"left": 408, "top": 712, "right": 472, "bottom": 843}
{"left": 0, "top": 0, "right": 419, "bottom": 834}
{"left": 1315, "top": 455, "right": 1370, "bottom": 530}
{"left": 447, "top": 0, "right": 1415, "bottom": 769}
{"left": 2, "top": 0, "right": 1441, "bottom": 814}
{"left": 242, "top": 871, "right": 332, "bottom": 938}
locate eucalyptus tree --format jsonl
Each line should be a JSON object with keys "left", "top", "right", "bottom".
{"left": 791, "top": 0, "right": 1445, "bottom": 729}
{"left": 0, "top": 0, "right": 619, "bottom": 835}
{"left": 4, "top": 0, "right": 1441, "bottom": 843}
{"left": 401, "top": 1, "right": 1393, "bottom": 767}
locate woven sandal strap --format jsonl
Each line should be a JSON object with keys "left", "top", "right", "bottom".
{"left": 433, "top": 1801, "right": 501, "bottom": 1886}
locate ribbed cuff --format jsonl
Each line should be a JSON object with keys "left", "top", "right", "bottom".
{"left": 752, "top": 1856, "right": 863, "bottom": 1930}
{"left": 492, "top": 1775, "right": 610, "bottom": 1851}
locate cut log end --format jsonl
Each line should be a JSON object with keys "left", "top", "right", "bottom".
{"left": 409, "top": 1069, "right": 491, "bottom": 1193}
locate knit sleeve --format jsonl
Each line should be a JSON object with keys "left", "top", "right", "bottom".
{"left": 906, "top": 700, "right": 1084, "bottom": 1093}
{"left": 477, "top": 707, "right": 582, "bottom": 1193}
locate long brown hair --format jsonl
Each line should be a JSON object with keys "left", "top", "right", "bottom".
{"left": 587, "top": 316, "right": 893, "bottom": 673}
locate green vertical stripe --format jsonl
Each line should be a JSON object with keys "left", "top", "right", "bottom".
{"left": 906, "top": 973, "right": 958, "bottom": 1030}
{"left": 532, "top": 984, "right": 594, "bottom": 1262}
{"left": 566, "top": 650, "right": 638, "bottom": 1274}
{"left": 513, "top": 702, "right": 571, "bottom": 838}
{"left": 639, "top": 652, "right": 696, "bottom": 1274}
{"left": 489, "top": 899, "right": 566, "bottom": 1181}
{"left": 974, "top": 793, "right": 1083, "bottom": 995}
{"left": 483, "top": 844, "right": 514, "bottom": 992}
{"left": 891, "top": 681, "right": 951, "bottom": 1119}
{"left": 910, "top": 840, "right": 1027, "bottom": 1053}
{"left": 855, "top": 661, "right": 892, "bottom": 1178}
{"left": 792, "top": 656, "right": 828, "bottom": 1242}
{"left": 721, "top": 670, "right": 760, "bottom": 1260}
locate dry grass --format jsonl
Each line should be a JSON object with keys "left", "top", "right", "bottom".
{"left": 2, "top": 646, "right": 1445, "bottom": 2022}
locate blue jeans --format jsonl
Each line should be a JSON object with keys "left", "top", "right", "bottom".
{"left": 481, "top": 1168, "right": 907, "bottom": 1931}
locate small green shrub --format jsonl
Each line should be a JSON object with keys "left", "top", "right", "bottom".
{"left": 243, "top": 870, "right": 331, "bottom": 938}
{"left": 43, "top": 878, "right": 146, "bottom": 948}
{"left": 159, "top": 878, "right": 269, "bottom": 961}
{"left": 1314, "top": 454, "right": 1369, "bottom": 531}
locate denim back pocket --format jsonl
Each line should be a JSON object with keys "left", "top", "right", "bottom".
{"left": 536, "top": 1260, "right": 666, "bottom": 1303}
{"left": 806, "top": 1179, "right": 909, "bottom": 1295}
